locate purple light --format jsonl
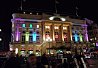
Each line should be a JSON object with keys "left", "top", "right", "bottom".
{"left": 96, "top": 43, "right": 98, "bottom": 46}
{"left": 15, "top": 25, "right": 20, "bottom": 41}
{"left": 84, "top": 18, "right": 93, "bottom": 24}
{"left": 16, "top": 32, "right": 20, "bottom": 41}
{"left": 15, "top": 18, "right": 25, "bottom": 23}
{"left": 15, "top": 18, "right": 22, "bottom": 20}
{"left": 15, "top": 18, "right": 25, "bottom": 22}
{"left": 81, "top": 24, "right": 88, "bottom": 27}
{"left": 16, "top": 32, "right": 19, "bottom": 41}
{"left": 82, "top": 25, "right": 88, "bottom": 41}
{"left": 85, "top": 33, "right": 88, "bottom": 41}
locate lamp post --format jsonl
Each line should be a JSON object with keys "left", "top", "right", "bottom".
{"left": 46, "top": 37, "right": 52, "bottom": 56}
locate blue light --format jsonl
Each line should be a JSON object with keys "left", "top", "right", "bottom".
{"left": 22, "top": 24, "right": 25, "bottom": 28}
{"left": 32, "top": 32, "right": 36, "bottom": 42}
{"left": 30, "top": 24, "right": 32, "bottom": 28}
{"left": 74, "top": 34, "right": 78, "bottom": 42}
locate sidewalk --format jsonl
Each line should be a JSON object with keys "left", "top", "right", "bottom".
{"left": 86, "top": 58, "right": 98, "bottom": 68}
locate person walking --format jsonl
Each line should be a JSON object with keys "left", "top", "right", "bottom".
{"left": 22, "top": 54, "right": 45, "bottom": 68}
{"left": 2, "top": 51, "right": 21, "bottom": 68}
{"left": 41, "top": 54, "right": 49, "bottom": 68}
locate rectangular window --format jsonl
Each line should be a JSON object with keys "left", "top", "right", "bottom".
{"left": 55, "top": 35, "right": 58, "bottom": 38}
{"left": 72, "top": 37, "right": 75, "bottom": 41}
{"left": 25, "top": 32, "right": 29, "bottom": 41}
{"left": 45, "top": 34, "right": 50, "bottom": 39}
{"left": 29, "top": 36, "right": 32, "bottom": 43}
{"left": 54, "top": 26, "right": 59, "bottom": 29}
{"left": 45, "top": 31, "right": 50, "bottom": 39}
{"left": 74, "top": 34, "right": 78, "bottom": 42}
{"left": 30, "top": 24, "right": 33, "bottom": 28}
{"left": 22, "top": 24, "right": 26, "bottom": 28}
{"left": 64, "top": 35, "right": 67, "bottom": 42}
{"left": 79, "top": 34, "right": 83, "bottom": 42}
{"left": 63, "top": 27, "right": 67, "bottom": 30}
{"left": 22, "top": 36, "right": 25, "bottom": 43}
{"left": 45, "top": 26, "right": 50, "bottom": 29}
{"left": 37, "top": 25, "right": 39, "bottom": 28}
{"left": 32, "top": 32, "right": 36, "bottom": 42}
{"left": 36, "top": 36, "right": 40, "bottom": 42}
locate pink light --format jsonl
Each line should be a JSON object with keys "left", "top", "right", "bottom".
{"left": 85, "top": 33, "right": 88, "bottom": 41}
{"left": 15, "top": 18, "right": 22, "bottom": 20}
{"left": 82, "top": 25, "right": 88, "bottom": 42}
{"left": 16, "top": 32, "right": 19, "bottom": 41}
{"left": 46, "top": 35, "right": 50, "bottom": 38}
{"left": 55, "top": 35, "right": 58, "bottom": 38}
{"left": 16, "top": 25, "right": 20, "bottom": 41}
{"left": 96, "top": 43, "right": 98, "bottom": 46}
{"left": 16, "top": 32, "right": 20, "bottom": 41}
{"left": 82, "top": 24, "right": 88, "bottom": 27}
{"left": 64, "top": 35, "right": 67, "bottom": 38}
{"left": 14, "top": 18, "right": 25, "bottom": 23}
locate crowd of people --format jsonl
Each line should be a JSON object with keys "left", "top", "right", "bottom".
{"left": 0, "top": 51, "right": 90, "bottom": 68}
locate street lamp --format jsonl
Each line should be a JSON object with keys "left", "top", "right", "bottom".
{"left": 46, "top": 37, "right": 52, "bottom": 55}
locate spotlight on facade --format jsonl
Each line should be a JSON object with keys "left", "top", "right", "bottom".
{"left": 49, "top": 16, "right": 66, "bottom": 21}
{"left": 49, "top": 17, "right": 54, "bottom": 20}
{"left": 60, "top": 18, "right": 66, "bottom": 21}
{"left": 15, "top": 48, "right": 18, "bottom": 54}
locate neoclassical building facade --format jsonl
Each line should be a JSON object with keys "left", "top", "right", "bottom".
{"left": 10, "top": 13, "right": 88, "bottom": 56}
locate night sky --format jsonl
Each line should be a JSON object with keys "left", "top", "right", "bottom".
{"left": 0, "top": 0, "right": 98, "bottom": 51}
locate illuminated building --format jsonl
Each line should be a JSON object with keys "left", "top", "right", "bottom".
{"left": 10, "top": 13, "right": 88, "bottom": 55}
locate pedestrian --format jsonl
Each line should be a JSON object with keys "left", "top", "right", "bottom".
{"left": 2, "top": 51, "right": 21, "bottom": 68}
{"left": 41, "top": 53, "right": 49, "bottom": 68}
{"left": 22, "top": 54, "right": 45, "bottom": 68}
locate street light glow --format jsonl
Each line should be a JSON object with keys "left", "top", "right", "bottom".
{"left": 23, "top": 12, "right": 26, "bottom": 14}
{"left": 49, "top": 17, "right": 54, "bottom": 20}
{"left": 30, "top": 12, "right": 32, "bottom": 14}
{"left": 49, "top": 16, "right": 66, "bottom": 21}
{"left": 15, "top": 48, "right": 18, "bottom": 54}
{"left": 0, "top": 29, "right": 1, "bottom": 32}
{"left": 60, "top": 18, "right": 66, "bottom": 21}
{"left": 0, "top": 38, "right": 2, "bottom": 41}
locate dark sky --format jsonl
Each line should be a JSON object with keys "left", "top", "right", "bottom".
{"left": 0, "top": 0, "right": 97, "bottom": 23}
{"left": 0, "top": 0, "right": 98, "bottom": 50}
{"left": 0, "top": 0, "right": 98, "bottom": 23}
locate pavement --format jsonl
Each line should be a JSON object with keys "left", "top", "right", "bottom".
{"left": 86, "top": 58, "right": 98, "bottom": 68}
